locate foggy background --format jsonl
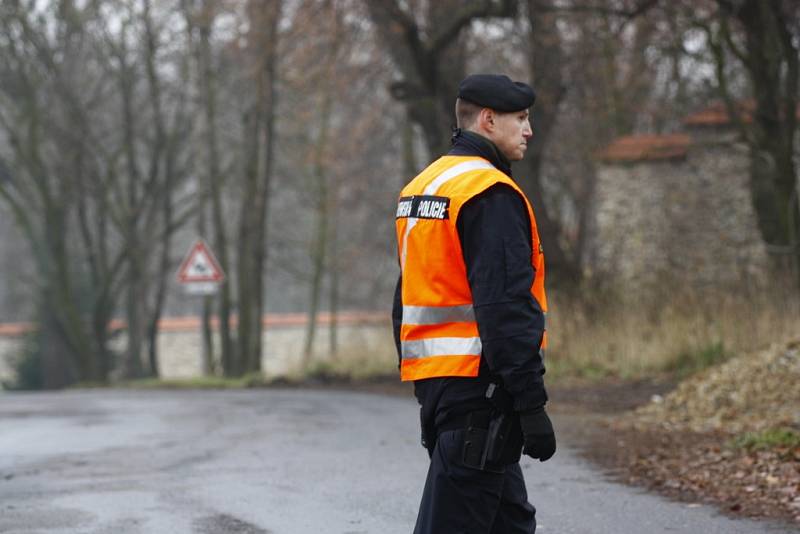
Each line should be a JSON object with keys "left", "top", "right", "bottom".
{"left": 0, "top": 0, "right": 798, "bottom": 388}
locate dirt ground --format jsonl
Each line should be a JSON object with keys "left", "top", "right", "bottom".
{"left": 551, "top": 379, "right": 800, "bottom": 526}
{"left": 318, "top": 375, "right": 799, "bottom": 526}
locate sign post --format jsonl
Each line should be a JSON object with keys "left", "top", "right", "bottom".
{"left": 176, "top": 239, "right": 225, "bottom": 295}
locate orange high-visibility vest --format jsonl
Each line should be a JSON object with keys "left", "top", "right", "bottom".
{"left": 395, "top": 156, "right": 547, "bottom": 382}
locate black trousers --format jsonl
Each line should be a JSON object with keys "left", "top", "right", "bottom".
{"left": 413, "top": 430, "right": 536, "bottom": 534}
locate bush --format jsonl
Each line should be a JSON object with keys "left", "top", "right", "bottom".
{"left": 3, "top": 330, "right": 44, "bottom": 390}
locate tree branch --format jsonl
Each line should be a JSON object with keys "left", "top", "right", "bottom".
{"left": 427, "top": 0, "right": 517, "bottom": 58}
{"left": 364, "top": 0, "right": 427, "bottom": 83}
{"left": 703, "top": 19, "right": 753, "bottom": 145}
{"left": 718, "top": 11, "right": 748, "bottom": 67}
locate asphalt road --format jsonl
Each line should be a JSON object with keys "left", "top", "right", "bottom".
{"left": 0, "top": 389, "right": 795, "bottom": 534}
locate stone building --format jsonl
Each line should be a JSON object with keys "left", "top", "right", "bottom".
{"left": 590, "top": 104, "right": 772, "bottom": 291}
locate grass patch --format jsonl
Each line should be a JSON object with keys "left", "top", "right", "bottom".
{"left": 117, "top": 365, "right": 400, "bottom": 390}
{"left": 548, "top": 358, "right": 615, "bottom": 381}
{"left": 547, "top": 284, "right": 800, "bottom": 382}
{"left": 729, "top": 427, "right": 800, "bottom": 451}
{"left": 662, "top": 341, "right": 730, "bottom": 378}
{"left": 303, "top": 354, "right": 397, "bottom": 382}
{"left": 119, "top": 373, "right": 277, "bottom": 389}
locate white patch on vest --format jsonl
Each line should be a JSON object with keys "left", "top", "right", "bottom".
{"left": 396, "top": 199, "right": 413, "bottom": 218}
{"left": 415, "top": 198, "right": 448, "bottom": 220}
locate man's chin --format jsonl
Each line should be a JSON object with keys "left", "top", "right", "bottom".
{"left": 500, "top": 146, "right": 526, "bottom": 161}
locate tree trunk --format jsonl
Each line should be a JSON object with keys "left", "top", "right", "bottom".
{"left": 329, "top": 197, "right": 339, "bottom": 359}
{"left": 197, "top": 167, "right": 216, "bottom": 376}
{"left": 249, "top": 1, "right": 280, "bottom": 373}
{"left": 141, "top": 0, "right": 164, "bottom": 378}
{"left": 521, "top": 0, "right": 578, "bottom": 284}
{"left": 236, "top": 0, "right": 281, "bottom": 376}
{"left": 235, "top": 72, "right": 262, "bottom": 377}
{"left": 303, "top": 87, "right": 333, "bottom": 368}
{"left": 195, "top": 2, "right": 235, "bottom": 375}
{"left": 716, "top": 0, "right": 799, "bottom": 275}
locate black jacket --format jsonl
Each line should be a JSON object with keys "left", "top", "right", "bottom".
{"left": 393, "top": 130, "right": 548, "bottom": 432}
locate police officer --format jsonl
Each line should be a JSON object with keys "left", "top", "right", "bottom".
{"left": 393, "top": 74, "right": 555, "bottom": 534}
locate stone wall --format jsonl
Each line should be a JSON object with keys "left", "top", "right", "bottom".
{"left": 0, "top": 320, "right": 396, "bottom": 387}
{"left": 152, "top": 322, "right": 397, "bottom": 378}
{"left": 591, "top": 129, "right": 770, "bottom": 291}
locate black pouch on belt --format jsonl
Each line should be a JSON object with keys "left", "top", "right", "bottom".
{"left": 484, "top": 382, "right": 523, "bottom": 465}
{"left": 461, "top": 411, "right": 504, "bottom": 473}
{"left": 482, "top": 413, "right": 512, "bottom": 465}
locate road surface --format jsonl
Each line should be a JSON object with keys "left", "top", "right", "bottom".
{"left": 0, "top": 389, "right": 794, "bottom": 533}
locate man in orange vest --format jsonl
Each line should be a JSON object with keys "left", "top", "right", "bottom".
{"left": 393, "top": 74, "right": 555, "bottom": 534}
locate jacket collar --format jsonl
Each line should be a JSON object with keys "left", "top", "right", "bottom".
{"left": 448, "top": 129, "right": 512, "bottom": 177}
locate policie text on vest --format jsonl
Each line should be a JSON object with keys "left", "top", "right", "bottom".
{"left": 396, "top": 195, "right": 451, "bottom": 220}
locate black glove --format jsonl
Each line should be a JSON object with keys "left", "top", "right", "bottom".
{"left": 519, "top": 406, "right": 556, "bottom": 462}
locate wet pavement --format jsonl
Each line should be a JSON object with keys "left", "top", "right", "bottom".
{"left": 0, "top": 389, "right": 795, "bottom": 533}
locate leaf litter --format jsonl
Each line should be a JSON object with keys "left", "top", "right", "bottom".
{"left": 609, "top": 339, "right": 800, "bottom": 524}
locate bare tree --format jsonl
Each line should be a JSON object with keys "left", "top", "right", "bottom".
{"left": 365, "top": 0, "right": 518, "bottom": 158}
{"left": 140, "top": 0, "right": 196, "bottom": 378}
{"left": 184, "top": 0, "right": 282, "bottom": 377}
{"left": 524, "top": 0, "right": 667, "bottom": 283}
{"left": 705, "top": 0, "right": 799, "bottom": 272}
{"left": 300, "top": 0, "right": 342, "bottom": 366}
{"left": 102, "top": 0, "right": 195, "bottom": 379}
{"left": 521, "top": 0, "right": 576, "bottom": 282}
{"left": 184, "top": 0, "right": 236, "bottom": 374}
{"left": 235, "top": 0, "right": 282, "bottom": 375}
{"left": 0, "top": 0, "right": 195, "bottom": 386}
{"left": 0, "top": 1, "right": 125, "bottom": 386}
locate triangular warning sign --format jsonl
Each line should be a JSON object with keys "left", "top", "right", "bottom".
{"left": 177, "top": 240, "right": 225, "bottom": 283}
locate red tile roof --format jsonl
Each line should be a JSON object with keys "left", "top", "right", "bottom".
{"left": 683, "top": 101, "right": 755, "bottom": 126}
{"left": 0, "top": 322, "right": 32, "bottom": 337}
{"left": 683, "top": 100, "right": 800, "bottom": 126}
{"left": 595, "top": 100, "right": 800, "bottom": 164}
{"left": 597, "top": 133, "right": 690, "bottom": 163}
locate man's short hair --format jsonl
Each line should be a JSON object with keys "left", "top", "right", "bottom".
{"left": 455, "top": 98, "right": 482, "bottom": 129}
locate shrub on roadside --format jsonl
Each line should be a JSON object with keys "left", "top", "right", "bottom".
{"left": 3, "top": 330, "right": 43, "bottom": 390}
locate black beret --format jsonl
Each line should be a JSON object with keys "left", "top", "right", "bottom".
{"left": 457, "top": 74, "right": 536, "bottom": 112}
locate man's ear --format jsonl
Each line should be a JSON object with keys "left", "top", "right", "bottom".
{"left": 477, "top": 107, "right": 495, "bottom": 133}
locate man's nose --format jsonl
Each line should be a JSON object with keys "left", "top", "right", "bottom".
{"left": 523, "top": 122, "right": 533, "bottom": 139}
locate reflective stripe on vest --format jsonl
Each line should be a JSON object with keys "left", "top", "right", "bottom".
{"left": 396, "top": 155, "right": 547, "bottom": 382}
{"left": 400, "top": 305, "right": 481, "bottom": 374}
{"left": 402, "top": 304, "right": 475, "bottom": 325}
{"left": 401, "top": 336, "right": 482, "bottom": 359}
